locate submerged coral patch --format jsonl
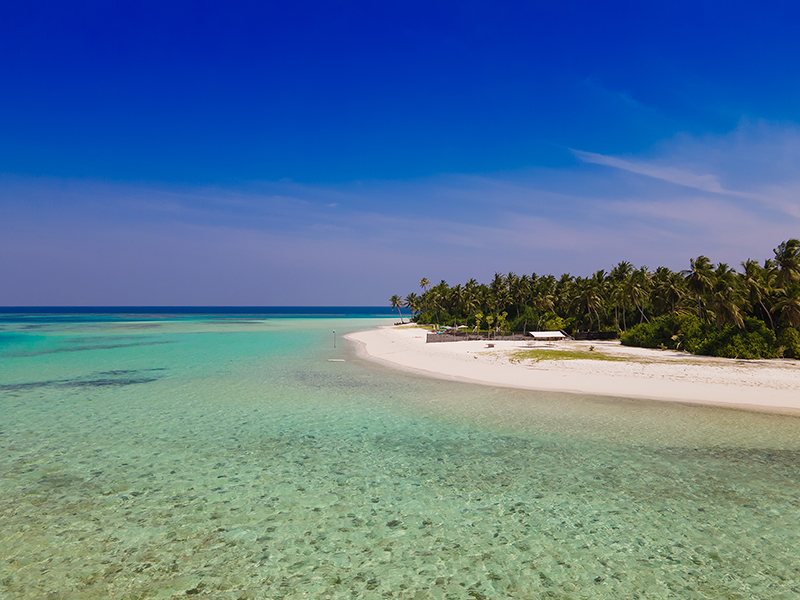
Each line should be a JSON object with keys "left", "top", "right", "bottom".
{"left": 3, "top": 341, "right": 174, "bottom": 358}
{"left": 0, "top": 369, "right": 166, "bottom": 391}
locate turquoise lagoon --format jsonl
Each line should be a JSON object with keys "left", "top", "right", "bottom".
{"left": 1, "top": 309, "right": 799, "bottom": 599}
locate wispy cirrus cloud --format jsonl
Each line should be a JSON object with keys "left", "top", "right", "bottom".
{"left": 572, "top": 149, "right": 730, "bottom": 195}
{"left": 572, "top": 120, "right": 800, "bottom": 219}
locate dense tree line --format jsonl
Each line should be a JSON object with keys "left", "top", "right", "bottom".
{"left": 390, "top": 239, "right": 800, "bottom": 359}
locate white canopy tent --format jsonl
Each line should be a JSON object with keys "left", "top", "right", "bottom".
{"left": 529, "top": 331, "right": 568, "bottom": 339}
{"left": 527, "top": 331, "right": 571, "bottom": 346}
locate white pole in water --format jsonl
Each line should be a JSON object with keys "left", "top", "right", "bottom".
{"left": 333, "top": 330, "right": 336, "bottom": 348}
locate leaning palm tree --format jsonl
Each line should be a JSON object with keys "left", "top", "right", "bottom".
{"left": 389, "top": 294, "right": 405, "bottom": 324}
{"left": 403, "top": 292, "right": 420, "bottom": 316}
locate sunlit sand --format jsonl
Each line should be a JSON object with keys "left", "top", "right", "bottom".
{"left": 347, "top": 324, "right": 800, "bottom": 414}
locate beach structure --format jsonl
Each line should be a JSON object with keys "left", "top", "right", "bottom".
{"left": 528, "top": 330, "right": 571, "bottom": 346}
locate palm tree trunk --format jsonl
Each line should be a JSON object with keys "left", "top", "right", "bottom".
{"left": 761, "top": 299, "right": 775, "bottom": 330}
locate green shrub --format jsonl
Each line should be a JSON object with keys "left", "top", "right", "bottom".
{"left": 777, "top": 327, "right": 800, "bottom": 359}
{"left": 677, "top": 316, "right": 716, "bottom": 354}
{"left": 621, "top": 314, "right": 697, "bottom": 349}
{"left": 692, "top": 318, "right": 777, "bottom": 359}
{"left": 623, "top": 315, "right": 778, "bottom": 359}
{"left": 541, "top": 314, "right": 568, "bottom": 332}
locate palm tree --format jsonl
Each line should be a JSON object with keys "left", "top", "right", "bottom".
{"left": 463, "top": 278, "right": 479, "bottom": 317}
{"left": 449, "top": 284, "right": 465, "bottom": 317}
{"left": 554, "top": 273, "right": 575, "bottom": 317}
{"left": 403, "top": 292, "right": 420, "bottom": 316}
{"left": 684, "top": 256, "right": 714, "bottom": 320}
{"left": 592, "top": 269, "right": 609, "bottom": 327}
{"left": 506, "top": 272, "right": 524, "bottom": 318}
{"left": 404, "top": 238, "right": 796, "bottom": 344}
{"left": 489, "top": 273, "right": 506, "bottom": 313}
{"left": 709, "top": 263, "right": 744, "bottom": 328}
{"left": 773, "top": 239, "right": 800, "bottom": 287}
{"left": 389, "top": 295, "right": 405, "bottom": 324}
{"left": 624, "top": 266, "right": 651, "bottom": 324}
{"left": 577, "top": 274, "right": 604, "bottom": 330}
{"left": 741, "top": 259, "right": 775, "bottom": 330}
{"left": 773, "top": 283, "right": 800, "bottom": 329}
{"left": 429, "top": 280, "right": 449, "bottom": 326}
{"left": 419, "top": 278, "right": 431, "bottom": 313}
{"left": 651, "top": 267, "right": 686, "bottom": 316}
{"left": 531, "top": 276, "right": 556, "bottom": 330}
{"left": 610, "top": 261, "right": 634, "bottom": 331}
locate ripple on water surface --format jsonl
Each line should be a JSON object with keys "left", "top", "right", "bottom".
{"left": 1, "top": 317, "right": 799, "bottom": 599}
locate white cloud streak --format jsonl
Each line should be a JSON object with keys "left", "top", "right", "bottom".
{"left": 573, "top": 149, "right": 730, "bottom": 194}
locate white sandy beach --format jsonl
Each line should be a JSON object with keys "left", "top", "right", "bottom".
{"left": 346, "top": 325, "right": 800, "bottom": 415}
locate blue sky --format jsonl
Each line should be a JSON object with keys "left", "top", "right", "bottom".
{"left": 2, "top": 1, "right": 800, "bottom": 305}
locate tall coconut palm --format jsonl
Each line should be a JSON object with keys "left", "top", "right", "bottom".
{"left": 773, "top": 283, "right": 800, "bottom": 329}
{"left": 773, "top": 239, "right": 800, "bottom": 287}
{"left": 463, "top": 293, "right": 480, "bottom": 327}
{"left": 709, "top": 263, "right": 744, "bottom": 329}
{"left": 684, "top": 256, "right": 714, "bottom": 320}
{"left": 419, "top": 278, "right": 431, "bottom": 313}
{"left": 577, "top": 274, "right": 604, "bottom": 330}
{"left": 494, "top": 286, "right": 512, "bottom": 320}
{"left": 592, "top": 269, "right": 609, "bottom": 327}
{"left": 610, "top": 261, "right": 634, "bottom": 331}
{"left": 389, "top": 294, "right": 405, "bottom": 324}
{"left": 429, "top": 280, "right": 449, "bottom": 326}
{"left": 554, "top": 273, "right": 575, "bottom": 316}
{"left": 488, "top": 273, "right": 506, "bottom": 313}
{"left": 403, "top": 292, "right": 420, "bottom": 316}
{"left": 531, "top": 276, "right": 556, "bottom": 330}
{"left": 741, "top": 259, "right": 775, "bottom": 330}
{"left": 624, "top": 266, "right": 651, "bottom": 324}
{"left": 651, "top": 267, "right": 686, "bottom": 316}
{"left": 450, "top": 284, "right": 465, "bottom": 316}
{"left": 462, "top": 279, "right": 480, "bottom": 325}
{"left": 506, "top": 272, "right": 524, "bottom": 318}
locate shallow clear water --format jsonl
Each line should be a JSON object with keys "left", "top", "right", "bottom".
{"left": 1, "top": 314, "right": 799, "bottom": 599}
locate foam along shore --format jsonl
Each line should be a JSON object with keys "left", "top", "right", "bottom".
{"left": 345, "top": 324, "right": 800, "bottom": 415}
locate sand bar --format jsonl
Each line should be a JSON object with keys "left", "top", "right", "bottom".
{"left": 345, "top": 324, "right": 800, "bottom": 415}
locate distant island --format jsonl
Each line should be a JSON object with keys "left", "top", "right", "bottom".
{"left": 391, "top": 239, "right": 800, "bottom": 360}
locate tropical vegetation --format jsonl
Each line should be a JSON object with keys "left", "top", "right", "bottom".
{"left": 390, "top": 239, "right": 800, "bottom": 359}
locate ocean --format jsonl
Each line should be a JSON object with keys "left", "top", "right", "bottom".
{"left": 1, "top": 309, "right": 799, "bottom": 599}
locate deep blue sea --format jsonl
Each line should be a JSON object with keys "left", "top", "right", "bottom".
{"left": 1, "top": 309, "right": 799, "bottom": 599}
